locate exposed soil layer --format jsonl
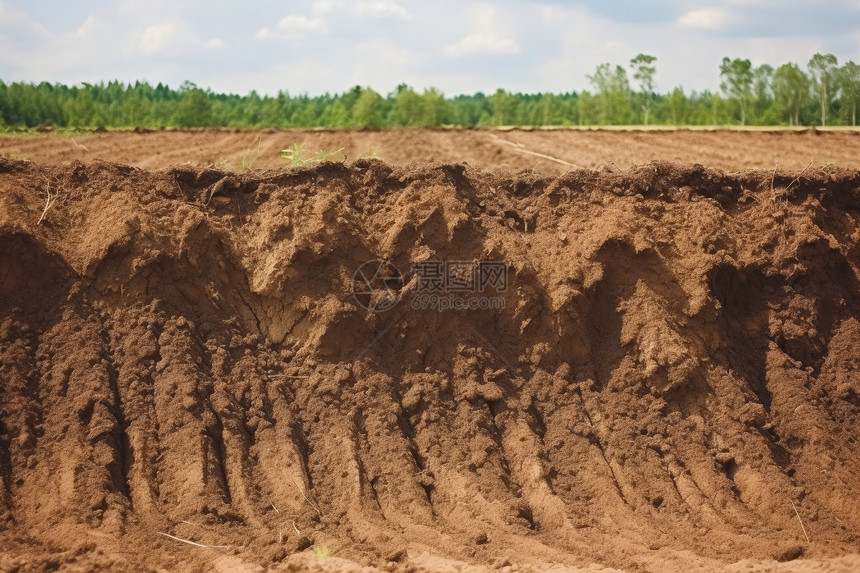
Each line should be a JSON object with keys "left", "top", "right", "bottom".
{"left": 1, "top": 156, "right": 859, "bottom": 572}
{"left": 4, "top": 127, "right": 860, "bottom": 173}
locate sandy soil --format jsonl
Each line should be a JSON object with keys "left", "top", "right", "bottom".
{"left": 0, "top": 133, "right": 859, "bottom": 572}
{"left": 3, "top": 127, "right": 860, "bottom": 173}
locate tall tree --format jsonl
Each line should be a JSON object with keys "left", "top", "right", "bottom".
{"left": 838, "top": 61, "right": 860, "bottom": 126}
{"left": 668, "top": 86, "right": 688, "bottom": 125}
{"left": 808, "top": 53, "right": 838, "bottom": 126}
{"left": 172, "top": 83, "right": 212, "bottom": 127}
{"left": 119, "top": 93, "right": 151, "bottom": 127}
{"left": 576, "top": 91, "right": 597, "bottom": 125}
{"left": 752, "top": 64, "right": 774, "bottom": 123}
{"left": 351, "top": 87, "right": 385, "bottom": 128}
{"left": 66, "top": 88, "right": 98, "bottom": 127}
{"left": 630, "top": 53, "right": 657, "bottom": 125}
{"left": 421, "top": 87, "right": 449, "bottom": 126}
{"left": 772, "top": 63, "right": 809, "bottom": 126}
{"left": 489, "top": 88, "right": 516, "bottom": 126}
{"left": 539, "top": 92, "right": 563, "bottom": 125}
{"left": 719, "top": 57, "right": 754, "bottom": 125}
{"left": 320, "top": 99, "right": 350, "bottom": 128}
{"left": 393, "top": 84, "right": 422, "bottom": 126}
{"left": 587, "top": 63, "right": 631, "bottom": 124}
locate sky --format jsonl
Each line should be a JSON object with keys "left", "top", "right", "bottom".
{"left": 1, "top": 0, "right": 859, "bottom": 97}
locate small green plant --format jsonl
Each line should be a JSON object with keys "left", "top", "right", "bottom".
{"left": 280, "top": 143, "right": 345, "bottom": 166}
{"left": 359, "top": 146, "right": 383, "bottom": 160}
{"left": 280, "top": 143, "right": 305, "bottom": 166}
{"left": 241, "top": 135, "right": 262, "bottom": 170}
{"left": 312, "top": 545, "right": 331, "bottom": 562}
{"left": 213, "top": 157, "right": 228, "bottom": 168}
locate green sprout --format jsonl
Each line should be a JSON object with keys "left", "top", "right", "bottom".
{"left": 280, "top": 143, "right": 345, "bottom": 166}
{"left": 359, "top": 146, "right": 383, "bottom": 160}
{"left": 241, "top": 135, "right": 262, "bottom": 170}
{"left": 312, "top": 545, "right": 332, "bottom": 562}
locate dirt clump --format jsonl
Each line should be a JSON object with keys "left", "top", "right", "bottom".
{"left": 0, "top": 157, "right": 859, "bottom": 572}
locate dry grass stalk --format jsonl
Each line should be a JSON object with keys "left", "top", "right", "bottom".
{"left": 37, "top": 176, "right": 56, "bottom": 225}
{"left": 157, "top": 532, "right": 230, "bottom": 549}
{"left": 490, "top": 134, "right": 580, "bottom": 168}
{"left": 790, "top": 499, "right": 811, "bottom": 543}
{"left": 292, "top": 477, "right": 323, "bottom": 518}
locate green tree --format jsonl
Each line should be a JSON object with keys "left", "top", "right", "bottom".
{"left": 667, "top": 86, "right": 688, "bottom": 125}
{"left": 772, "top": 63, "right": 809, "bottom": 126}
{"left": 538, "top": 93, "right": 564, "bottom": 125}
{"left": 292, "top": 100, "right": 321, "bottom": 127}
{"left": 450, "top": 92, "right": 490, "bottom": 126}
{"left": 838, "top": 61, "right": 860, "bottom": 126}
{"left": 576, "top": 91, "right": 599, "bottom": 125}
{"left": 260, "top": 98, "right": 285, "bottom": 127}
{"left": 707, "top": 91, "right": 726, "bottom": 125}
{"left": 351, "top": 87, "right": 385, "bottom": 128}
{"left": 808, "top": 53, "right": 838, "bottom": 126}
{"left": 242, "top": 90, "right": 263, "bottom": 125}
{"left": 119, "top": 93, "right": 151, "bottom": 127}
{"left": 751, "top": 64, "right": 774, "bottom": 124}
{"left": 320, "top": 99, "right": 350, "bottom": 127}
{"left": 719, "top": 57, "right": 754, "bottom": 125}
{"left": 172, "top": 82, "right": 212, "bottom": 127}
{"left": 630, "top": 53, "right": 657, "bottom": 125}
{"left": 0, "top": 80, "right": 7, "bottom": 126}
{"left": 421, "top": 87, "right": 448, "bottom": 126}
{"left": 66, "top": 87, "right": 98, "bottom": 127}
{"left": 489, "top": 89, "right": 517, "bottom": 126}
{"left": 587, "top": 63, "right": 631, "bottom": 124}
{"left": 393, "top": 84, "right": 422, "bottom": 126}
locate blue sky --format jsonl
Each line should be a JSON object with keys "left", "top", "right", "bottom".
{"left": 1, "top": 1, "right": 859, "bottom": 96}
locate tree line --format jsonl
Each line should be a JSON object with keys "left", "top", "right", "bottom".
{"left": 1, "top": 53, "right": 857, "bottom": 129}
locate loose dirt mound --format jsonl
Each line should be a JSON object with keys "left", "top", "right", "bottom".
{"left": 0, "top": 158, "right": 859, "bottom": 572}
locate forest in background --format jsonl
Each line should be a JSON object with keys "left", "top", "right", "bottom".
{"left": 1, "top": 53, "right": 857, "bottom": 129}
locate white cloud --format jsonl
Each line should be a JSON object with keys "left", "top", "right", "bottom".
{"left": 0, "top": 0, "right": 50, "bottom": 41}
{"left": 351, "top": 39, "right": 422, "bottom": 86}
{"left": 76, "top": 15, "right": 109, "bottom": 38}
{"left": 445, "top": 4, "right": 519, "bottom": 56}
{"left": 138, "top": 19, "right": 224, "bottom": 55}
{"left": 139, "top": 20, "right": 184, "bottom": 54}
{"left": 355, "top": 0, "right": 410, "bottom": 19}
{"left": 0, "top": 5, "right": 121, "bottom": 78}
{"left": 254, "top": 27, "right": 276, "bottom": 41}
{"left": 277, "top": 14, "right": 327, "bottom": 32}
{"left": 311, "top": 0, "right": 337, "bottom": 17}
{"left": 445, "top": 33, "right": 519, "bottom": 56}
{"left": 257, "top": 0, "right": 409, "bottom": 45}
{"left": 255, "top": 6, "right": 331, "bottom": 42}
{"left": 678, "top": 8, "right": 733, "bottom": 30}
{"left": 246, "top": 60, "right": 338, "bottom": 96}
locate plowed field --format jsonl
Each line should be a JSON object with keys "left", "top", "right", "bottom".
{"left": 4, "top": 127, "right": 860, "bottom": 172}
{"left": 1, "top": 129, "right": 859, "bottom": 572}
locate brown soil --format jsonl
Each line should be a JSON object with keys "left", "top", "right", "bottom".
{"left": 3, "top": 127, "right": 860, "bottom": 173}
{"left": 1, "top": 147, "right": 859, "bottom": 572}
